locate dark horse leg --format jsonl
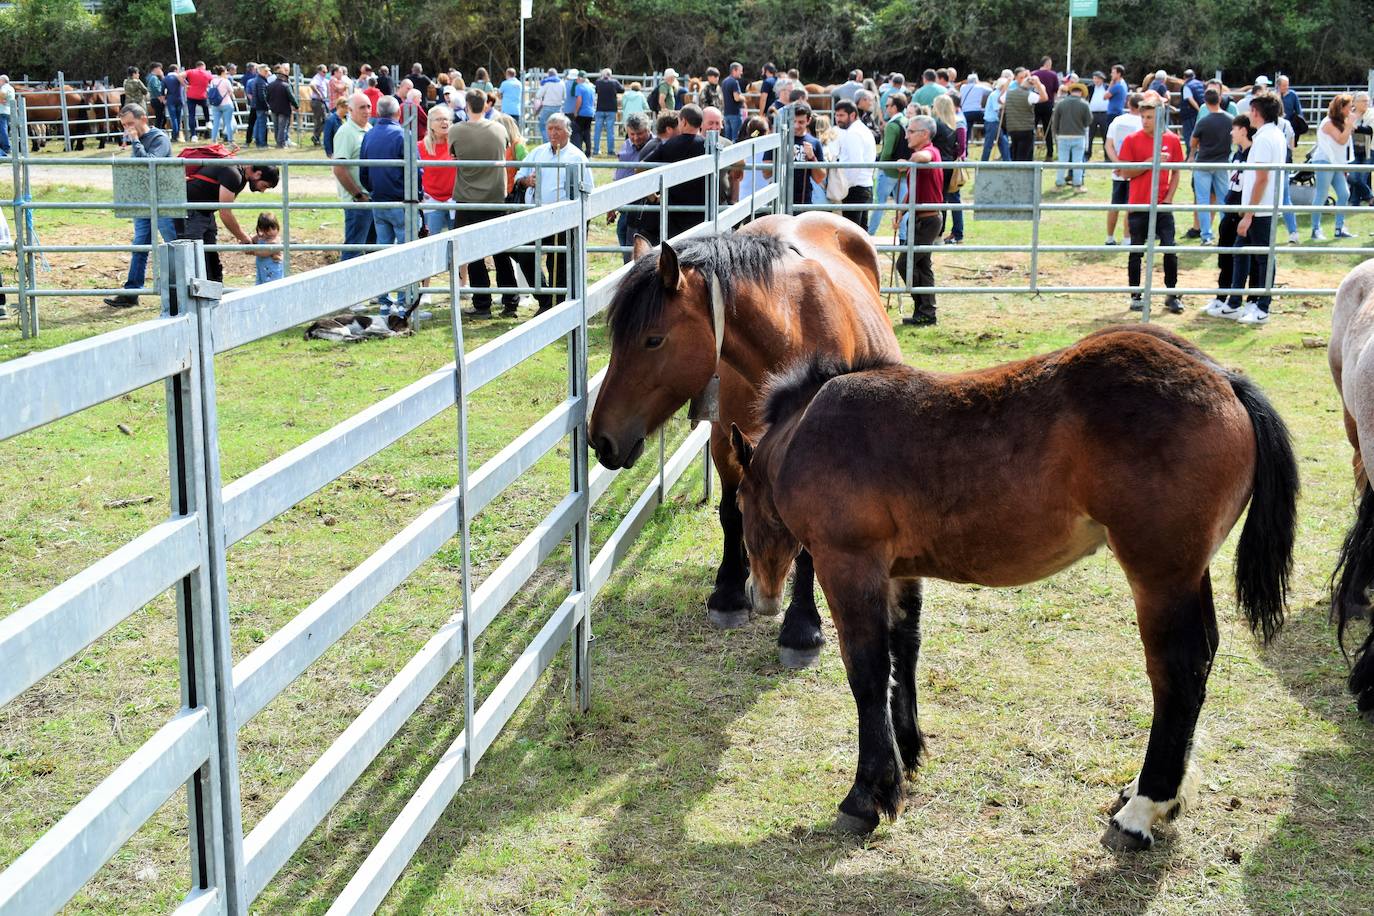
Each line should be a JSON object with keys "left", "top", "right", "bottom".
{"left": 777, "top": 549, "right": 826, "bottom": 669}
{"left": 706, "top": 482, "right": 752, "bottom": 629}
{"left": 824, "top": 561, "right": 905, "bottom": 834}
{"left": 1104, "top": 570, "right": 1218, "bottom": 852}
{"left": 889, "top": 578, "right": 926, "bottom": 773}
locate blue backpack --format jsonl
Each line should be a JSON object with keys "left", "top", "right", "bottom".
{"left": 207, "top": 78, "right": 224, "bottom": 107}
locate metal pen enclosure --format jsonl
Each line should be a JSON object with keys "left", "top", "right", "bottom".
{"left": 0, "top": 130, "right": 782, "bottom": 915}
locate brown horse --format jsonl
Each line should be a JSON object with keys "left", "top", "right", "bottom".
{"left": 589, "top": 212, "right": 900, "bottom": 667}
{"left": 18, "top": 86, "right": 116, "bottom": 151}
{"left": 730, "top": 325, "right": 1297, "bottom": 849}
{"left": 1328, "top": 259, "right": 1374, "bottom": 716}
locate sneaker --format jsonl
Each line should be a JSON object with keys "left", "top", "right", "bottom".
{"left": 1105, "top": 237, "right": 1118, "bottom": 246}
{"left": 1312, "top": 229, "right": 1327, "bottom": 241}
{"left": 1164, "top": 295, "right": 1185, "bottom": 314}
{"left": 944, "top": 236, "right": 962, "bottom": 245}
{"left": 1074, "top": 186, "right": 1088, "bottom": 194}
{"left": 1203, "top": 297, "right": 1238, "bottom": 317}
{"left": 1129, "top": 295, "right": 1144, "bottom": 311}
{"left": 1200, "top": 236, "right": 1215, "bottom": 246}
{"left": 902, "top": 313, "right": 937, "bottom": 326}
{"left": 463, "top": 307, "right": 495, "bottom": 318}
{"left": 1288, "top": 232, "right": 1301, "bottom": 244}
{"left": 1236, "top": 305, "right": 1270, "bottom": 325}
{"left": 1185, "top": 228, "right": 1202, "bottom": 239}
{"left": 1336, "top": 228, "right": 1356, "bottom": 239}
{"left": 103, "top": 294, "right": 138, "bottom": 308}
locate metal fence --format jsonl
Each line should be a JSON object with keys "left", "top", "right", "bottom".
{"left": 0, "top": 129, "right": 782, "bottom": 914}
{"left": 5, "top": 96, "right": 1374, "bottom": 339}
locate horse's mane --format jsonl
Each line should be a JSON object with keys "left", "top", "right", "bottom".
{"left": 606, "top": 233, "right": 789, "bottom": 345}
{"left": 761, "top": 353, "right": 899, "bottom": 430}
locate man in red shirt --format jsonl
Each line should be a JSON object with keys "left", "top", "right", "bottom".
{"left": 897, "top": 114, "right": 945, "bottom": 326}
{"left": 182, "top": 60, "right": 212, "bottom": 140}
{"left": 1116, "top": 95, "right": 1186, "bottom": 313}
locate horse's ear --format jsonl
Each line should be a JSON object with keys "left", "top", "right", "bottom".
{"left": 730, "top": 423, "right": 754, "bottom": 471}
{"left": 658, "top": 240, "right": 682, "bottom": 290}
{"left": 632, "top": 234, "right": 654, "bottom": 261}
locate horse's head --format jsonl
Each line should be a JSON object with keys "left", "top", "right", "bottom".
{"left": 730, "top": 423, "right": 799, "bottom": 617}
{"left": 590, "top": 236, "right": 722, "bottom": 470}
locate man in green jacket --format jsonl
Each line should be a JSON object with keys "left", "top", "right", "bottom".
{"left": 1002, "top": 69, "right": 1047, "bottom": 161}
{"left": 1051, "top": 82, "right": 1092, "bottom": 189}
{"left": 868, "top": 92, "right": 909, "bottom": 236}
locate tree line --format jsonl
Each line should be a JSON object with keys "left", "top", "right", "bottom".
{"left": 2, "top": 0, "right": 1370, "bottom": 88}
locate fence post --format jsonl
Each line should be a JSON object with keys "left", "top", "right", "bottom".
{"left": 702, "top": 130, "right": 720, "bottom": 505}
{"left": 568, "top": 161, "right": 592, "bottom": 715}
{"left": 444, "top": 236, "right": 477, "bottom": 778}
{"left": 280, "top": 163, "right": 291, "bottom": 278}
{"left": 1139, "top": 108, "right": 1165, "bottom": 322}
{"left": 1262, "top": 157, "right": 1284, "bottom": 300}
{"left": 162, "top": 239, "right": 248, "bottom": 915}
{"left": 9, "top": 98, "right": 34, "bottom": 339}
{"left": 1028, "top": 162, "right": 1042, "bottom": 295}
{"left": 404, "top": 105, "right": 419, "bottom": 321}
{"left": 56, "top": 71, "right": 71, "bottom": 152}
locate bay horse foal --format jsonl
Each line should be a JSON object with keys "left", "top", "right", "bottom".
{"left": 589, "top": 213, "right": 899, "bottom": 667}
{"left": 1329, "top": 259, "right": 1374, "bottom": 716}
{"left": 732, "top": 326, "right": 1298, "bottom": 850}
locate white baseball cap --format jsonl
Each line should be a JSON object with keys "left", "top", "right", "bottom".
{"left": 1254, "top": 75, "right": 1270, "bottom": 86}
{"left": 565, "top": 68, "right": 579, "bottom": 79}
{"left": 663, "top": 67, "right": 678, "bottom": 79}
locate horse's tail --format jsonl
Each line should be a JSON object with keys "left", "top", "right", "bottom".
{"left": 1331, "top": 485, "right": 1374, "bottom": 713}
{"left": 1229, "top": 371, "right": 1299, "bottom": 643}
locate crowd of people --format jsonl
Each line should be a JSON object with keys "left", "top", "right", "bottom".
{"left": 86, "top": 53, "right": 1374, "bottom": 329}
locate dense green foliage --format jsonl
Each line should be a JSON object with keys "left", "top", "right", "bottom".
{"left": 1, "top": 0, "right": 1370, "bottom": 85}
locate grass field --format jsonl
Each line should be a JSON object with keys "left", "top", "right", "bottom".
{"left": 3, "top": 144, "right": 1374, "bottom": 914}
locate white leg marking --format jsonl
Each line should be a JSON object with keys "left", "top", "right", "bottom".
{"left": 1112, "top": 793, "right": 1172, "bottom": 842}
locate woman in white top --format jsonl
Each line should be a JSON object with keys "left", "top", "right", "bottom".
{"left": 1311, "top": 93, "right": 1355, "bottom": 239}
{"left": 736, "top": 116, "right": 772, "bottom": 202}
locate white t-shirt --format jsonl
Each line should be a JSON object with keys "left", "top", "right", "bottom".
{"left": 1089, "top": 84, "right": 1109, "bottom": 112}
{"left": 1243, "top": 121, "right": 1286, "bottom": 209}
{"left": 1106, "top": 113, "right": 1143, "bottom": 180}
{"left": 1314, "top": 116, "right": 1352, "bottom": 164}
{"left": 837, "top": 120, "right": 877, "bottom": 187}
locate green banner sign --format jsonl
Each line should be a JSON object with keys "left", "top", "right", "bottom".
{"left": 1070, "top": 0, "right": 1097, "bottom": 15}
{"left": 172, "top": 0, "right": 196, "bottom": 15}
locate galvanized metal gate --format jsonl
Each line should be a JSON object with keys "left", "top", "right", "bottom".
{"left": 0, "top": 132, "right": 782, "bottom": 914}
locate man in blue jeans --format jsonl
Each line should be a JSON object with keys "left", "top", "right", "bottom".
{"left": 722, "top": 62, "right": 747, "bottom": 141}
{"left": 360, "top": 95, "right": 414, "bottom": 314}
{"left": 105, "top": 104, "right": 177, "bottom": 308}
{"left": 1189, "top": 89, "right": 1232, "bottom": 244}
{"left": 0, "top": 75, "right": 14, "bottom": 158}
{"left": 332, "top": 93, "right": 376, "bottom": 262}
{"left": 593, "top": 68, "right": 623, "bottom": 157}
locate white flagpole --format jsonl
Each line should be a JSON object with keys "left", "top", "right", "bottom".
{"left": 171, "top": 0, "right": 183, "bottom": 71}
{"left": 1066, "top": 5, "right": 1074, "bottom": 79}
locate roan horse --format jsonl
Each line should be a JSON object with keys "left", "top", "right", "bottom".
{"left": 730, "top": 325, "right": 1298, "bottom": 850}
{"left": 1328, "top": 259, "right": 1374, "bottom": 716}
{"left": 589, "top": 212, "right": 900, "bottom": 667}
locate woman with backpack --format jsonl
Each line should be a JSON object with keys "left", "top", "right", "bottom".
{"left": 208, "top": 66, "right": 237, "bottom": 145}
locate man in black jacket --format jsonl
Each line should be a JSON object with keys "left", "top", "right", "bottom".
{"left": 266, "top": 65, "right": 298, "bottom": 148}
{"left": 642, "top": 104, "right": 707, "bottom": 240}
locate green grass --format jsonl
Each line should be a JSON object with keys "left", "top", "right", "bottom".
{"left": 2, "top": 149, "right": 1373, "bottom": 914}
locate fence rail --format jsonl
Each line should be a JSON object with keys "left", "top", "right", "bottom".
{"left": 0, "top": 126, "right": 781, "bottom": 914}
{"left": 4, "top": 95, "right": 1373, "bottom": 339}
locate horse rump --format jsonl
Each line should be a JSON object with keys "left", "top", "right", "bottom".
{"left": 1228, "top": 371, "right": 1299, "bottom": 643}
{"left": 1331, "top": 485, "right": 1374, "bottom": 714}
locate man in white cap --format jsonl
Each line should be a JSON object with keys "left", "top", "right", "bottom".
{"left": 1237, "top": 75, "right": 1270, "bottom": 117}
{"left": 656, "top": 68, "right": 680, "bottom": 111}
{"left": 533, "top": 66, "right": 566, "bottom": 139}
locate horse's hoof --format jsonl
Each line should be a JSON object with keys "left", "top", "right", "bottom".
{"left": 708, "top": 608, "right": 751, "bottom": 629}
{"left": 1100, "top": 820, "right": 1153, "bottom": 853}
{"left": 833, "top": 810, "right": 879, "bottom": 835}
{"left": 779, "top": 645, "right": 822, "bottom": 669}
